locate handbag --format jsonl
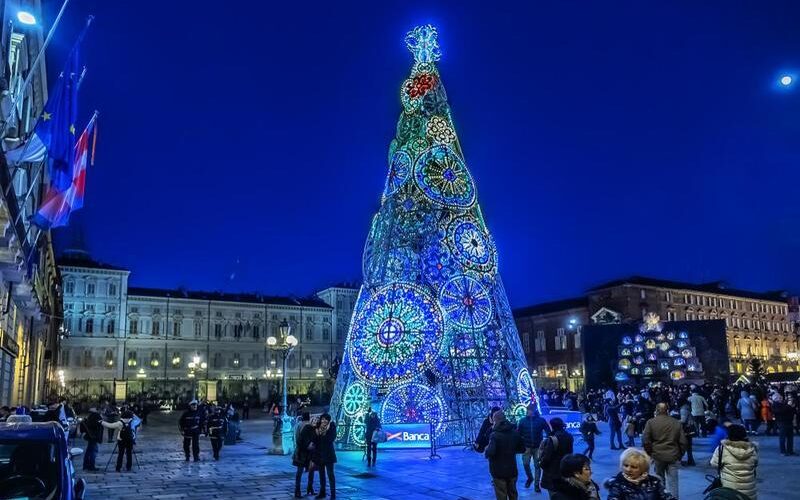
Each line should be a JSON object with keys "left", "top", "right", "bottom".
{"left": 703, "top": 443, "right": 724, "bottom": 494}
{"left": 373, "top": 430, "right": 387, "bottom": 443}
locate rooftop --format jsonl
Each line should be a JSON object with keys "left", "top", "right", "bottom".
{"left": 127, "top": 286, "right": 332, "bottom": 309}
{"left": 57, "top": 252, "right": 129, "bottom": 272}
{"left": 588, "top": 275, "right": 787, "bottom": 302}
{"left": 513, "top": 296, "right": 588, "bottom": 318}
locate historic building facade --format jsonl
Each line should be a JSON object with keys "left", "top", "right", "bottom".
{"left": 0, "top": 0, "right": 63, "bottom": 407}
{"left": 58, "top": 252, "right": 358, "bottom": 403}
{"left": 515, "top": 276, "right": 798, "bottom": 389}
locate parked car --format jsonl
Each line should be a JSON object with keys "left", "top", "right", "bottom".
{"left": 0, "top": 420, "right": 86, "bottom": 499}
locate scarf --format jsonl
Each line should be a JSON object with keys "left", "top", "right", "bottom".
{"left": 566, "top": 477, "right": 600, "bottom": 499}
{"left": 622, "top": 472, "right": 649, "bottom": 485}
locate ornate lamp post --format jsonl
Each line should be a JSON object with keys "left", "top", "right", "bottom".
{"left": 266, "top": 319, "right": 298, "bottom": 455}
{"left": 187, "top": 355, "right": 207, "bottom": 401}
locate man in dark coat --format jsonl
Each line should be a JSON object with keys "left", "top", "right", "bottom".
{"left": 772, "top": 394, "right": 796, "bottom": 455}
{"left": 539, "top": 417, "right": 574, "bottom": 495}
{"left": 179, "top": 400, "right": 203, "bottom": 461}
{"left": 475, "top": 407, "right": 502, "bottom": 452}
{"left": 364, "top": 409, "right": 382, "bottom": 467}
{"left": 313, "top": 413, "right": 337, "bottom": 499}
{"left": 207, "top": 406, "right": 228, "bottom": 460}
{"left": 79, "top": 407, "right": 104, "bottom": 471}
{"left": 485, "top": 411, "right": 525, "bottom": 500}
{"left": 517, "top": 404, "right": 551, "bottom": 491}
{"left": 605, "top": 398, "right": 624, "bottom": 450}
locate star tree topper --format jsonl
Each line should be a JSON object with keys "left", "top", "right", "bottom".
{"left": 405, "top": 24, "right": 442, "bottom": 63}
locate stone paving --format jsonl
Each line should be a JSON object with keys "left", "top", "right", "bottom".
{"left": 76, "top": 411, "right": 799, "bottom": 499}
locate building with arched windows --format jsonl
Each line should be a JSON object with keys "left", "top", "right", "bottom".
{"left": 57, "top": 251, "right": 357, "bottom": 403}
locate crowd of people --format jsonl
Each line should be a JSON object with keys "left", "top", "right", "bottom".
{"left": 477, "top": 380, "right": 800, "bottom": 500}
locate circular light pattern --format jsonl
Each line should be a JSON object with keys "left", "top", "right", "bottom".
{"left": 633, "top": 356, "right": 644, "bottom": 365}
{"left": 634, "top": 335, "right": 644, "bottom": 343}
{"left": 426, "top": 115, "right": 456, "bottom": 144}
{"left": 446, "top": 217, "right": 497, "bottom": 274}
{"left": 348, "top": 282, "right": 444, "bottom": 385}
{"left": 400, "top": 79, "right": 422, "bottom": 112}
{"left": 670, "top": 370, "right": 685, "bottom": 381}
{"left": 384, "top": 150, "right": 412, "bottom": 197}
{"left": 615, "top": 371, "right": 629, "bottom": 382}
{"left": 630, "top": 367, "right": 641, "bottom": 375}
{"left": 422, "top": 241, "right": 457, "bottom": 291}
{"left": 397, "top": 112, "right": 425, "bottom": 145}
{"left": 438, "top": 329, "right": 488, "bottom": 389}
{"left": 342, "top": 382, "right": 370, "bottom": 417}
{"left": 511, "top": 403, "right": 527, "bottom": 422}
{"left": 633, "top": 345, "right": 644, "bottom": 353}
{"left": 406, "top": 73, "right": 438, "bottom": 98}
{"left": 439, "top": 274, "right": 493, "bottom": 329}
{"left": 659, "top": 342, "right": 670, "bottom": 351}
{"left": 516, "top": 368, "right": 538, "bottom": 407}
{"left": 780, "top": 75, "right": 793, "bottom": 87}
{"left": 619, "top": 358, "right": 631, "bottom": 370}
{"left": 380, "top": 383, "right": 447, "bottom": 436}
{"left": 622, "top": 336, "right": 633, "bottom": 345}
{"left": 645, "top": 339, "right": 656, "bottom": 349}
{"left": 351, "top": 410, "right": 368, "bottom": 446}
{"left": 414, "top": 145, "right": 476, "bottom": 209}
{"left": 421, "top": 85, "right": 449, "bottom": 117}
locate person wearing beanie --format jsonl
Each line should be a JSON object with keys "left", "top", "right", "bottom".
{"left": 710, "top": 424, "right": 758, "bottom": 499}
{"left": 518, "top": 403, "right": 552, "bottom": 491}
{"left": 79, "top": 407, "right": 104, "bottom": 471}
{"left": 540, "top": 417, "right": 575, "bottom": 495}
{"left": 484, "top": 410, "right": 525, "bottom": 499}
{"left": 475, "top": 406, "right": 502, "bottom": 453}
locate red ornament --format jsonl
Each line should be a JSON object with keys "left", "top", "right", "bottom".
{"left": 405, "top": 73, "right": 438, "bottom": 99}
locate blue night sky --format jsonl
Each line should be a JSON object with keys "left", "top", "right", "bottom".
{"left": 43, "top": 1, "right": 800, "bottom": 307}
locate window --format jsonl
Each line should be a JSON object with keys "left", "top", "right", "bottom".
{"left": 253, "top": 325, "right": 260, "bottom": 339}
{"left": 107, "top": 320, "right": 115, "bottom": 334}
{"left": 86, "top": 283, "right": 95, "bottom": 296}
{"left": 523, "top": 332, "right": 531, "bottom": 353}
{"left": 234, "top": 324, "right": 243, "bottom": 339}
{"left": 555, "top": 328, "right": 567, "bottom": 350}
{"left": 535, "top": 331, "right": 546, "bottom": 352}
{"left": 131, "top": 307, "right": 138, "bottom": 313}
{"left": 304, "top": 354, "right": 312, "bottom": 368}
{"left": 216, "top": 311, "right": 223, "bottom": 318}
{"left": 107, "top": 304, "right": 117, "bottom": 314}
{"left": 195, "top": 310, "right": 203, "bottom": 317}
{"left": 129, "top": 320, "right": 138, "bottom": 335}
{"left": 574, "top": 326, "right": 582, "bottom": 349}
{"left": 86, "top": 318, "right": 94, "bottom": 334}
{"left": 173, "top": 321, "right": 181, "bottom": 337}
{"left": 109, "top": 283, "right": 117, "bottom": 296}
{"left": 214, "top": 324, "right": 222, "bottom": 339}
{"left": 83, "top": 350, "right": 93, "bottom": 368}
{"left": 305, "top": 328, "right": 313, "bottom": 341}
{"left": 194, "top": 322, "right": 202, "bottom": 337}
{"left": 152, "top": 321, "right": 160, "bottom": 336}
{"left": 154, "top": 308, "right": 161, "bottom": 314}
{"left": 322, "top": 328, "right": 330, "bottom": 341}
{"left": 86, "top": 304, "right": 95, "bottom": 313}
{"left": 640, "top": 290, "right": 646, "bottom": 300}
{"left": 65, "top": 281, "right": 74, "bottom": 294}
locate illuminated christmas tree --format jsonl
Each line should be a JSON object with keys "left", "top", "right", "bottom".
{"left": 330, "top": 25, "right": 537, "bottom": 448}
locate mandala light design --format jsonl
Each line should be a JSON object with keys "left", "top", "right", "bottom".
{"left": 439, "top": 274, "right": 493, "bottom": 329}
{"left": 384, "top": 150, "right": 412, "bottom": 197}
{"left": 426, "top": 115, "right": 456, "bottom": 144}
{"left": 342, "top": 382, "right": 370, "bottom": 417}
{"left": 405, "top": 24, "right": 442, "bottom": 63}
{"left": 517, "top": 368, "right": 537, "bottom": 407}
{"left": 414, "top": 145, "right": 476, "bottom": 209}
{"left": 422, "top": 241, "right": 457, "bottom": 291}
{"left": 349, "top": 283, "right": 443, "bottom": 385}
{"left": 381, "top": 383, "right": 447, "bottom": 436}
{"left": 350, "top": 410, "right": 368, "bottom": 446}
{"left": 511, "top": 403, "right": 527, "bottom": 422}
{"left": 446, "top": 217, "right": 497, "bottom": 274}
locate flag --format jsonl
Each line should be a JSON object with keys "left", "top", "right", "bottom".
{"left": 32, "top": 113, "right": 97, "bottom": 228}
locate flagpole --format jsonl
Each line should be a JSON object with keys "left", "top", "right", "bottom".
{"left": 0, "top": 0, "right": 72, "bottom": 137}
{"left": 12, "top": 110, "right": 98, "bottom": 229}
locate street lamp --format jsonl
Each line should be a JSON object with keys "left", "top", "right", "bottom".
{"left": 266, "top": 318, "right": 298, "bottom": 455}
{"left": 188, "top": 355, "right": 207, "bottom": 400}
{"left": 780, "top": 75, "right": 793, "bottom": 87}
{"left": 16, "top": 11, "right": 36, "bottom": 25}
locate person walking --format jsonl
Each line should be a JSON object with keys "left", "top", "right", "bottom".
{"left": 101, "top": 408, "right": 141, "bottom": 472}
{"left": 79, "top": 407, "right": 104, "bottom": 471}
{"left": 604, "top": 447, "right": 674, "bottom": 500}
{"left": 484, "top": 411, "right": 525, "bottom": 500}
{"left": 772, "top": 393, "right": 796, "bottom": 456}
{"left": 475, "top": 407, "right": 502, "bottom": 452}
{"left": 540, "top": 417, "right": 574, "bottom": 499}
{"left": 605, "top": 398, "right": 624, "bottom": 450}
{"left": 688, "top": 389, "right": 708, "bottom": 437}
{"left": 760, "top": 396, "right": 775, "bottom": 436}
{"left": 293, "top": 412, "right": 317, "bottom": 498}
{"left": 642, "top": 403, "right": 687, "bottom": 498}
{"left": 579, "top": 414, "right": 601, "bottom": 460}
{"left": 517, "top": 404, "right": 551, "bottom": 491}
{"left": 364, "top": 409, "right": 382, "bottom": 467}
{"left": 207, "top": 405, "right": 228, "bottom": 460}
{"left": 179, "top": 400, "right": 203, "bottom": 462}
{"left": 313, "top": 413, "right": 337, "bottom": 499}
{"left": 710, "top": 424, "right": 758, "bottom": 500}
{"left": 736, "top": 391, "right": 758, "bottom": 435}
{"left": 547, "top": 454, "right": 600, "bottom": 500}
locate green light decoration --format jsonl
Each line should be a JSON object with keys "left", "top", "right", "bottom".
{"left": 330, "top": 25, "right": 538, "bottom": 448}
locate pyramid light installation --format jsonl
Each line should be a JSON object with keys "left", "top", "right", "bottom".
{"left": 330, "top": 25, "right": 538, "bottom": 448}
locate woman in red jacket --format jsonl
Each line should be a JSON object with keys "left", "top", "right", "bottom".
{"left": 760, "top": 397, "right": 775, "bottom": 436}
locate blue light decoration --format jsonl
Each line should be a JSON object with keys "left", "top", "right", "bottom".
{"left": 676, "top": 340, "right": 688, "bottom": 348}
{"left": 678, "top": 331, "right": 689, "bottom": 339}
{"left": 615, "top": 371, "right": 630, "bottom": 382}
{"left": 405, "top": 24, "right": 442, "bottom": 64}
{"left": 622, "top": 336, "right": 633, "bottom": 345}
{"left": 635, "top": 334, "right": 644, "bottom": 343}
{"left": 630, "top": 367, "right": 641, "bottom": 375}
{"left": 619, "top": 359, "right": 632, "bottom": 370}
{"left": 330, "top": 25, "right": 536, "bottom": 449}
{"left": 381, "top": 382, "right": 447, "bottom": 436}
{"left": 670, "top": 370, "right": 685, "bottom": 381}
{"left": 633, "top": 344, "right": 644, "bottom": 353}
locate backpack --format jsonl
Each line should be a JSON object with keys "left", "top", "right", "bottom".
{"left": 119, "top": 420, "right": 134, "bottom": 443}
{"left": 537, "top": 434, "right": 559, "bottom": 467}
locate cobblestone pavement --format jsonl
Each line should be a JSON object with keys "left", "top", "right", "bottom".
{"left": 76, "top": 412, "right": 798, "bottom": 499}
